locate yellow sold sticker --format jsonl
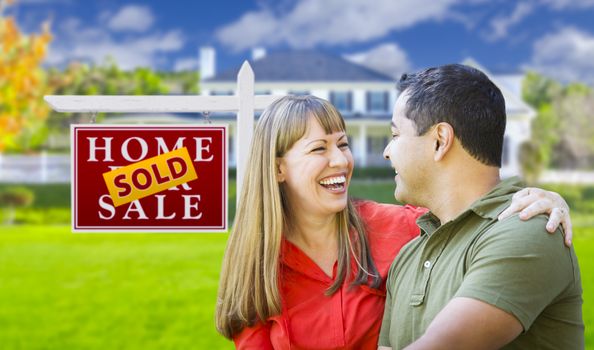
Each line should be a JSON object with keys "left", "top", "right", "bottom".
{"left": 103, "top": 147, "right": 197, "bottom": 207}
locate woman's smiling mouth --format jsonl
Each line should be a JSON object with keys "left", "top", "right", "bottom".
{"left": 318, "top": 174, "right": 347, "bottom": 193}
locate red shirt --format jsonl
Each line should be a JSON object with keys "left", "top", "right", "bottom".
{"left": 234, "top": 201, "right": 426, "bottom": 350}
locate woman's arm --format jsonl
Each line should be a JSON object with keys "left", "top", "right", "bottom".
{"left": 498, "top": 187, "right": 573, "bottom": 246}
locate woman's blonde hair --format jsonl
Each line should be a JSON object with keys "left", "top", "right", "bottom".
{"left": 215, "top": 95, "right": 380, "bottom": 338}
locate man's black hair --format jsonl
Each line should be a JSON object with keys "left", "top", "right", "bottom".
{"left": 397, "top": 64, "right": 506, "bottom": 167}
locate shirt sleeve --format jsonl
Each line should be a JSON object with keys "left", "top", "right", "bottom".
{"left": 356, "top": 200, "right": 426, "bottom": 241}
{"left": 355, "top": 201, "right": 426, "bottom": 278}
{"left": 233, "top": 322, "right": 274, "bottom": 350}
{"left": 454, "top": 215, "right": 579, "bottom": 331}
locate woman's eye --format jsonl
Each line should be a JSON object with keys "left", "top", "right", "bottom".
{"left": 311, "top": 147, "right": 326, "bottom": 152}
{"left": 391, "top": 134, "right": 399, "bottom": 139}
{"left": 339, "top": 143, "right": 349, "bottom": 148}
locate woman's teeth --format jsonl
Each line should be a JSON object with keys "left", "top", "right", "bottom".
{"left": 319, "top": 176, "right": 347, "bottom": 191}
{"left": 319, "top": 175, "right": 346, "bottom": 186}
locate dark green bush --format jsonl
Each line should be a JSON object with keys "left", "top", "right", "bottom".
{"left": 0, "top": 187, "right": 35, "bottom": 208}
{"left": 352, "top": 167, "right": 393, "bottom": 179}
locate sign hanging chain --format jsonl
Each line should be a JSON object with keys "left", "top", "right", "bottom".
{"left": 90, "top": 111, "right": 97, "bottom": 124}
{"left": 202, "top": 111, "right": 212, "bottom": 124}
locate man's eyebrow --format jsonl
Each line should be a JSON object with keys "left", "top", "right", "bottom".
{"left": 390, "top": 121, "right": 398, "bottom": 129}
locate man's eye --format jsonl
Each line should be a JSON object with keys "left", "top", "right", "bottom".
{"left": 391, "top": 134, "right": 399, "bottom": 139}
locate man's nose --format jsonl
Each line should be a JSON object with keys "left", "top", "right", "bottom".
{"left": 383, "top": 141, "right": 391, "bottom": 160}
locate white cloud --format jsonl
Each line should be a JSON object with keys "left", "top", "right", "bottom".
{"left": 483, "top": 2, "right": 534, "bottom": 42}
{"left": 174, "top": 57, "right": 199, "bottom": 72}
{"left": 540, "top": 0, "right": 594, "bottom": 9}
{"left": 343, "top": 43, "right": 412, "bottom": 78}
{"left": 216, "top": 0, "right": 462, "bottom": 51}
{"left": 526, "top": 26, "right": 594, "bottom": 84}
{"left": 107, "top": 5, "right": 154, "bottom": 33}
{"left": 46, "top": 16, "right": 184, "bottom": 70}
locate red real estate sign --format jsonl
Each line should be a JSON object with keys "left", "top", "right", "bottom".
{"left": 71, "top": 125, "right": 228, "bottom": 232}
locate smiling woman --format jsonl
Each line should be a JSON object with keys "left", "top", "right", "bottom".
{"left": 277, "top": 116, "right": 353, "bottom": 221}
{"left": 214, "top": 95, "right": 573, "bottom": 350}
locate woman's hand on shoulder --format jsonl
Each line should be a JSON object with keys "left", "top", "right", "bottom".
{"left": 498, "top": 187, "right": 572, "bottom": 247}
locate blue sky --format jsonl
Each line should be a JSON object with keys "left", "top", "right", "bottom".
{"left": 9, "top": 0, "right": 594, "bottom": 84}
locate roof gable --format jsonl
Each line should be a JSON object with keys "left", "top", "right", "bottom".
{"left": 205, "top": 51, "right": 393, "bottom": 82}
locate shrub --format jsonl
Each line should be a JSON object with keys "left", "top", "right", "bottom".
{"left": 0, "top": 186, "right": 35, "bottom": 225}
{"left": 0, "top": 187, "right": 35, "bottom": 208}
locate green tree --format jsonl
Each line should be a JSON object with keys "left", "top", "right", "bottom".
{"left": 47, "top": 59, "right": 170, "bottom": 130}
{"left": 160, "top": 70, "right": 200, "bottom": 94}
{"left": 523, "top": 71, "right": 562, "bottom": 109}
{"left": 521, "top": 72, "right": 561, "bottom": 179}
{"left": 552, "top": 85, "right": 594, "bottom": 168}
{"left": 522, "top": 71, "right": 594, "bottom": 172}
{"left": 0, "top": 0, "right": 52, "bottom": 152}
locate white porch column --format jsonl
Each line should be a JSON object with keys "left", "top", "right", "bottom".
{"left": 358, "top": 124, "right": 368, "bottom": 167}
{"left": 353, "top": 89, "right": 366, "bottom": 114}
{"left": 389, "top": 90, "right": 398, "bottom": 113}
{"left": 41, "top": 150, "right": 48, "bottom": 183}
{"left": 508, "top": 138, "right": 520, "bottom": 177}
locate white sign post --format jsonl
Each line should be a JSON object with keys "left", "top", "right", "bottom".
{"left": 45, "top": 61, "right": 283, "bottom": 206}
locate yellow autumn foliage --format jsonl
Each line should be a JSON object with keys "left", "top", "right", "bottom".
{"left": 0, "top": 8, "right": 52, "bottom": 151}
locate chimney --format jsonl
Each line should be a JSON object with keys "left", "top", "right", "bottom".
{"left": 251, "top": 47, "right": 267, "bottom": 61}
{"left": 200, "top": 46, "right": 216, "bottom": 80}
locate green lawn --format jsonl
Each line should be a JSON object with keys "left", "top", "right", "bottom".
{"left": 576, "top": 228, "right": 594, "bottom": 348}
{"left": 0, "top": 181, "right": 592, "bottom": 349}
{"left": 0, "top": 226, "right": 234, "bottom": 349}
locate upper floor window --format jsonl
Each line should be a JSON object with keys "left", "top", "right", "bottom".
{"left": 330, "top": 91, "right": 352, "bottom": 112}
{"left": 289, "top": 90, "right": 310, "bottom": 96}
{"left": 211, "top": 90, "right": 234, "bottom": 96}
{"left": 367, "top": 91, "right": 388, "bottom": 112}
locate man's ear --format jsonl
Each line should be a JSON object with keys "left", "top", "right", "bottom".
{"left": 433, "top": 122, "right": 454, "bottom": 161}
{"left": 276, "top": 158, "right": 286, "bottom": 183}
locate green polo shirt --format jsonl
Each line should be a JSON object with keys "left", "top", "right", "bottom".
{"left": 379, "top": 178, "right": 584, "bottom": 349}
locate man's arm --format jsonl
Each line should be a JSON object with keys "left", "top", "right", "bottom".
{"left": 405, "top": 216, "right": 577, "bottom": 350}
{"left": 404, "top": 297, "right": 522, "bottom": 350}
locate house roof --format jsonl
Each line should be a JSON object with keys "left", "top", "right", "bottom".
{"left": 204, "top": 51, "right": 394, "bottom": 82}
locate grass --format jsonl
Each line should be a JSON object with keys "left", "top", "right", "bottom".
{"left": 0, "top": 226, "right": 234, "bottom": 349}
{"left": 0, "top": 180, "right": 592, "bottom": 349}
{"left": 574, "top": 227, "right": 594, "bottom": 348}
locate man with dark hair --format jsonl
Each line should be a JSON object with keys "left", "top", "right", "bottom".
{"left": 378, "top": 64, "right": 583, "bottom": 349}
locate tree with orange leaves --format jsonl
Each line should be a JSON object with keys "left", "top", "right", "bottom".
{"left": 0, "top": 0, "right": 52, "bottom": 151}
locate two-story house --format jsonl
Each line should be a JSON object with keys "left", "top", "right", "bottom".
{"left": 199, "top": 48, "right": 535, "bottom": 177}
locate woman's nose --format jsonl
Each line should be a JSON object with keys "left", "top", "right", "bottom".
{"left": 329, "top": 146, "right": 348, "bottom": 167}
